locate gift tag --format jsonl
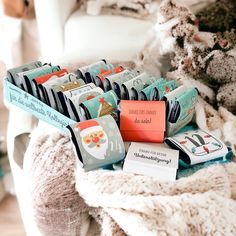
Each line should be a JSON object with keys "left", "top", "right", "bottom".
{"left": 139, "top": 78, "right": 166, "bottom": 100}
{"left": 67, "top": 115, "right": 125, "bottom": 171}
{"left": 76, "top": 60, "right": 114, "bottom": 83}
{"left": 119, "top": 100, "right": 166, "bottom": 142}
{"left": 79, "top": 90, "right": 118, "bottom": 120}
{"left": 165, "top": 129, "right": 228, "bottom": 167}
{"left": 112, "top": 70, "right": 139, "bottom": 98}
{"left": 123, "top": 142, "right": 179, "bottom": 181}
{"left": 52, "top": 79, "right": 85, "bottom": 113}
{"left": 94, "top": 66, "right": 124, "bottom": 88}
{"left": 7, "top": 61, "right": 42, "bottom": 86}
{"left": 19, "top": 65, "right": 60, "bottom": 95}
{"left": 42, "top": 73, "right": 80, "bottom": 108}
{"left": 121, "top": 72, "right": 157, "bottom": 100}
{"left": 58, "top": 83, "right": 97, "bottom": 120}
{"left": 33, "top": 69, "right": 68, "bottom": 100}
{"left": 150, "top": 80, "right": 179, "bottom": 101}
{"left": 103, "top": 69, "right": 132, "bottom": 92}
{"left": 68, "top": 87, "right": 104, "bottom": 121}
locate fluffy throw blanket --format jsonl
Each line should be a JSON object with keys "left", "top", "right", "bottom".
{"left": 23, "top": 124, "right": 236, "bottom": 236}
{"left": 22, "top": 1, "right": 236, "bottom": 235}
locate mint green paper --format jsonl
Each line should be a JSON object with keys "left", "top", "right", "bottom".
{"left": 177, "top": 88, "right": 198, "bottom": 121}
{"left": 151, "top": 80, "right": 178, "bottom": 100}
{"left": 81, "top": 90, "right": 118, "bottom": 119}
{"left": 140, "top": 78, "right": 166, "bottom": 100}
{"left": 25, "top": 65, "right": 60, "bottom": 81}
{"left": 89, "top": 64, "right": 114, "bottom": 77}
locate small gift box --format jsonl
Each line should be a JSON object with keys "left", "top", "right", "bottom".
{"left": 67, "top": 115, "right": 125, "bottom": 171}
{"left": 7, "top": 60, "right": 42, "bottom": 85}
{"left": 79, "top": 90, "right": 118, "bottom": 120}
{"left": 119, "top": 100, "right": 166, "bottom": 142}
{"left": 123, "top": 142, "right": 179, "bottom": 181}
{"left": 165, "top": 128, "right": 229, "bottom": 167}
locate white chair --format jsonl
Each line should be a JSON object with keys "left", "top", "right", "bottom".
{"left": 34, "top": 0, "right": 153, "bottom": 64}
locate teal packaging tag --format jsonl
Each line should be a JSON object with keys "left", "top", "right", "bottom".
{"left": 52, "top": 79, "right": 85, "bottom": 113}
{"left": 162, "top": 85, "right": 188, "bottom": 118}
{"left": 77, "top": 60, "right": 107, "bottom": 78}
{"left": 68, "top": 87, "right": 104, "bottom": 121}
{"left": 58, "top": 83, "right": 96, "bottom": 120}
{"left": 77, "top": 60, "right": 114, "bottom": 83}
{"left": 104, "top": 69, "right": 130, "bottom": 91}
{"left": 80, "top": 90, "right": 118, "bottom": 120}
{"left": 150, "top": 80, "right": 179, "bottom": 101}
{"left": 165, "top": 128, "right": 229, "bottom": 167}
{"left": 87, "top": 63, "right": 114, "bottom": 82}
{"left": 16, "top": 64, "right": 51, "bottom": 91}
{"left": 104, "top": 69, "right": 139, "bottom": 93}
{"left": 121, "top": 72, "right": 159, "bottom": 100}
{"left": 67, "top": 115, "right": 125, "bottom": 171}
{"left": 42, "top": 73, "right": 81, "bottom": 109}
{"left": 7, "top": 61, "right": 42, "bottom": 86}
{"left": 169, "top": 88, "right": 198, "bottom": 123}
{"left": 20, "top": 65, "right": 60, "bottom": 96}
{"left": 166, "top": 88, "right": 198, "bottom": 136}
{"left": 4, "top": 78, "right": 76, "bottom": 132}
{"left": 166, "top": 112, "right": 194, "bottom": 137}
{"left": 63, "top": 83, "right": 96, "bottom": 98}
{"left": 121, "top": 72, "right": 157, "bottom": 100}
{"left": 130, "top": 73, "right": 160, "bottom": 100}
{"left": 139, "top": 78, "right": 166, "bottom": 100}
{"left": 24, "top": 65, "right": 60, "bottom": 81}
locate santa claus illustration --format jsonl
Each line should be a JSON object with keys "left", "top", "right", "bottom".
{"left": 76, "top": 120, "right": 108, "bottom": 160}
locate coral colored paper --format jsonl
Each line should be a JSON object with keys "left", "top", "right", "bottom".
{"left": 34, "top": 69, "right": 68, "bottom": 84}
{"left": 120, "top": 100, "right": 166, "bottom": 142}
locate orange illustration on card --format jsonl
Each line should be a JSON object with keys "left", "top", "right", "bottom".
{"left": 120, "top": 100, "right": 165, "bottom": 142}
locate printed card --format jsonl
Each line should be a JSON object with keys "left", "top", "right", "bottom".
{"left": 21, "top": 65, "right": 61, "bottom": 95}
{"left": 150, "top": 80, "right": 179, "bottom": 101}
{"left": 139, "top": 78, "right": 166, "bottom": 100}
{"left": 123, "top": 142, "right": 179, "bottom": 181}
{"left": 94, "top": 66, "right": 124, "bottom": 88}
{"left": 67, "top": 115, "right": 125, "bottom": 171}
{"left": 166, "top": 88, "right": 198, "bottom": 136}
{"left": 33, "top": 69, "right": 68, "bottom": 100}
{"left": 121, "top": 72, "right": 158, "bottom": 100}
{"left": 80, "top": 90, "right": 118, "bottom": 120}
{"left": 119, "top": 100, "right": 166, "bottom": 142}
{"left": 165, "top": 128, "right": 228, "bottom": 167}
{"left": 68, "top": 87, "right": 104, "bottom": 121}
{"left": 103, "top": 69, "right": 135, "bottom": 92}
{"left": 7, "top": 61, "right": 42, "bottom": 85}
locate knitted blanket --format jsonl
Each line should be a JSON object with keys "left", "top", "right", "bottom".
{"left": 23, "top": 124, "right": 236, "bottom": 236}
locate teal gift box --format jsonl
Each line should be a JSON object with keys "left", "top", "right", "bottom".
{"left": 4, "top": 78, "right": 75, "bottom": 132}
{"left": 4, "top": 78, "right": 126, "bottom": 171}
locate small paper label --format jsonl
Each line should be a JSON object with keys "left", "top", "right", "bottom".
{"left": 119, "top": 100, "right": 165, "bottom": 142}
{"left": 80, "top": 90, "right": 118, "bottom": 119}
{"left": 165, "top": 129, "right": 228, "bottom": 165}
{"left": 123, "top": 142, "right": 179, "bottom": 181}
{"left": 140, "top": 78, "right": 166, "bottom": 100}
{"left": 126, "top": 142, "right": 179, "bottom": 168}
{"left": 68, "top": 115, "right": 125, "bottom": 171}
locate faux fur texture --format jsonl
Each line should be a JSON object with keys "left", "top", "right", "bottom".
{"left": 23, "top": 124, "right": 236, "bottom": 236}
{"left": 136, "top": 0, "right": 236, "bottom": 153}
{"left": 21, "top": 1, "right": 236, "bottom": 235}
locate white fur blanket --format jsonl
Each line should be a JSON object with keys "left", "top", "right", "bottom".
{"left": 24, "top": 123, "right": 236, "bottom": 236}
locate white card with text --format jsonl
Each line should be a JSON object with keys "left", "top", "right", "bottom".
{"left": 123, "top": 142, "right": 179, "bottom": 181}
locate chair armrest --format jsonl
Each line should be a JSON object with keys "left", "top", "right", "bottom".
{"left": 34, "top": 0, "right": 77, "bottom": 60}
